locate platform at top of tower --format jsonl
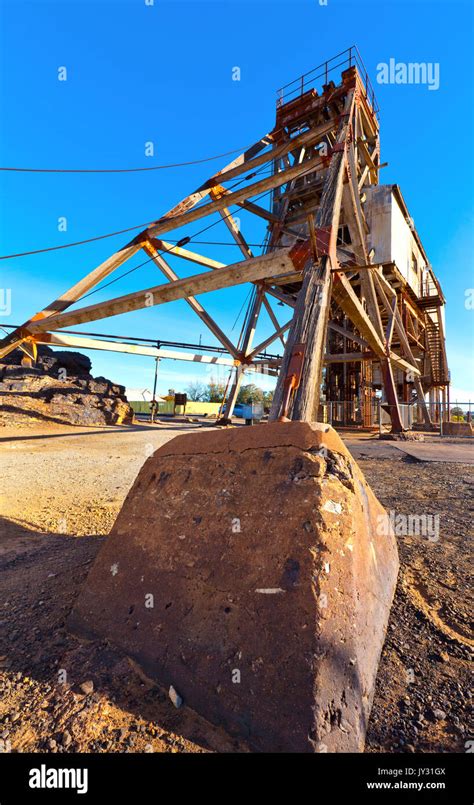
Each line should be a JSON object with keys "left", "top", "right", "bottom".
{"left": 276, "top": 46, "right": 379, "bottom": 119}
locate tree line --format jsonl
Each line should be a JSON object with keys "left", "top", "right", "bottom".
{"left": 185, "top": 379, "right": 274, "bottom": 405}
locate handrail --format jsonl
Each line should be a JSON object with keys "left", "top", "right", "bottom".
{"left": 276, "top": 45, "right": 379, "bottom": 117}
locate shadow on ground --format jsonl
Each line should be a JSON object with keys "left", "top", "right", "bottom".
{"left": 0, "top": 516, "right": 242, "bottom": 753}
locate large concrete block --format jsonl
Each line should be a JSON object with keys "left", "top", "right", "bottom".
{"left": 69, "top": 422, "right": 398, "bottom": 752}
{"left": 442, "top": 422, "right": 473, "bottom": 437}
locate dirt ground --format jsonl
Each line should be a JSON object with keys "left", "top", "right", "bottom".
{"left": 0, "top": 421, "right": 472, "bottom": 754}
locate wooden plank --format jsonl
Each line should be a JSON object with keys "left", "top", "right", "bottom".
{"left": 331, "top": 270, "right": 386, "bottom": 356}
{"left": 160, "top": 135, "right": 274, "bottom": 220}
{"left": 142, "top": 240, "right": 238, "bottom": 357}
{"left": 145, "top": 152, "right": 326, "bottom": 239}
{"left": 373, "top": 273, "right": 416, "bottom": 360}
{"left": 342, "top": 152, "right": 384, "bottom": 340}
{"left": 37, "top": 332, "right": 237, "bottom": 365}
{"left": 270, "top": 88, "right": 356, "bottom": 421}
{"left": 331, "top": 271, "right": 419, "bottom": 376}
{"left": 262, "top": 295, "right": 286, "bottom": 347}
{"left": 0, "top": 242, "right": 142, "bottom": 359}
{"left": 27, "top": 249, "right": 299, "bottom": 333}
{"left": 206, "top": 120, "right": 335, "bottom": 189}
{"left": 210, "top": 187, "right": 254, "bottom": 259}
{"left": 328, "top": 321, "right": 371, "bottom": 350}
{"left": 236, "top": 199, "right": 280, "bottom": 223}
{"left": 358, "top": 164, "right": 370, "bottom": 191}
{"left": 380, "top": 357, "right": 404, "bottom": 431}
{"left": 388, "top": 353, "right": 420, "bottom": 375}
{"left": 385, "top": 295, "right": 397, "bottom": 345}
{"left": 346, "top": 141, "right": 369, "bottom": 234}
{"left": 240, "top": 286, "right": 264, "bottom": 356}
{"left": 246, "top": 319, "right": 293, "bottom": 360}
{"left": 150, "top": 238, "right": 226, "bottom": 270}
{"left": 357, "top": 138, "right": 378, "bottom": 184}
{"left": 265, "top": 287, "right": 297, "bottom": 308}
{"left": 223, "top": 287, "right": 265, "bottom": 415}
{"left": 372, "top": 273, "right": 430, "bottom": 422}
{"left": 324, "top": 351, "right": 374, "bottom": 363}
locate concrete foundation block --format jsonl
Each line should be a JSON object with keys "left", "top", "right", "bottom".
{"left": 442, "top": 422, "right": 473, "bottom": 437}
{"left": 69, "top": 421, "right": 399, "bottom": 752}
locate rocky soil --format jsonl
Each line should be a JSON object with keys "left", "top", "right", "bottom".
{"left": 0, "top": 347, "right": 134, "bottom": 427}
{"left": 361, "top": 451, "right": 473, "bottom": 753}
{"left": 0, "top": 423, "right": 471, "bottom": 753}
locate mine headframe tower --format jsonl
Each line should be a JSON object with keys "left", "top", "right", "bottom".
{"left": 0, "top": 47, "right": 448, "bottom": 432}
{"left": 228, "top": 50, "right": 448, "bottom": 430}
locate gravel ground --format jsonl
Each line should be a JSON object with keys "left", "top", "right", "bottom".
{"left": 0, "top": 421, "right": 472, "bottom": 753}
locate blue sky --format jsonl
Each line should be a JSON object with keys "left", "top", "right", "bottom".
{"left": 1, "top": 0, "right": 473, "bottom": 401}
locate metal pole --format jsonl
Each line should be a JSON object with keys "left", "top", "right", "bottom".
{"left": 151, "top": 357, "right": 160, "bottom": 423}
{"left": 378, "top": 399, "right": 382, "bottom": 436}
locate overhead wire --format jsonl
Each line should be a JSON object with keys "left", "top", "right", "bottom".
{"left": 0, "top": 115, "right": 311, "bottom": 174}
{"left": 0, "top": 157, "right": 276, "bottom": 260}
{"left": 77, "top": 185, "right": 274, "bottom": 302}
{"left": 0, "top": 116, "right": 330, "bottom": 261}
{"left": 0, "top": 144, "right": 256, "bottom": 174}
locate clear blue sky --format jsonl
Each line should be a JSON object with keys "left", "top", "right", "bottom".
{"left": 1, "top": 0, "right": 473, "bottom": 401}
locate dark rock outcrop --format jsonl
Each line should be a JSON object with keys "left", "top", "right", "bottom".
{"left": 0, "top": 346, "right": 134, "bottom": 427}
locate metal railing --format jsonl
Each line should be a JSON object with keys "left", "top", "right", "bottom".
{"left": 276, "top": 45, "right": 379, "bottom": 116}
{"left": 318, "top": 399, "right": 473, "bottom": 435}
{"left": 419, "top": 273, "right": 443, "bottom": 300}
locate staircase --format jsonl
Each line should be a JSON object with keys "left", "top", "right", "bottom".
{"left": 424, "top": 312, "right": 449, "bottom": 386}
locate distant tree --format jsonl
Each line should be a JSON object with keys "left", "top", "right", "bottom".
{"left": 237, "top": 383, "right": 264, "bottom": 404}
{"left": 207, "top": 379, "right": 226, "bottom": 403}
{"left": 185, "top": 381, "right": 207, "bottom": 402}
{"left": 263, "top": 390, "right": 274, "bottom": 405}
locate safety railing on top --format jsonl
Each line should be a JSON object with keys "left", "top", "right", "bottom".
{"left": 276, "top": 45, "right": 379, "bottom": 117}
